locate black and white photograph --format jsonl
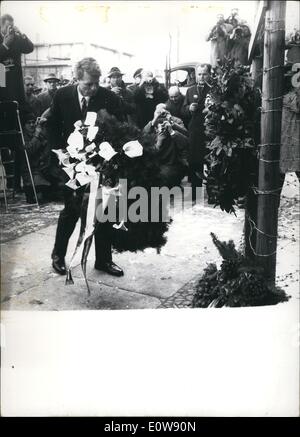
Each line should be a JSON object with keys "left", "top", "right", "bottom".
{"left": 0, "top": 0, "right": 299, "bottom": 417}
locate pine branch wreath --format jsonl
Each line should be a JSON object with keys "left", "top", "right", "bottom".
{"left": 204, "top": 58, "right": 258, "bottom": 213}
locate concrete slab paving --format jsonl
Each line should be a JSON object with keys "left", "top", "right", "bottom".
{"left": 1, "top": 276, "right": 161, "bottom": 311}
{"left": 1, "top": 173, "right": 299, "bottom": 310}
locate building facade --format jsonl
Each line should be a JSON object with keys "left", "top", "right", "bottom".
{"left": 22, "top": 42, "right": 135, "bottom": 87}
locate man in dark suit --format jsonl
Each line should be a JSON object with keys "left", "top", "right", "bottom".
{"left": 165, "top": 86, "right": 188, "bottom": 128}
{"left": 182, "top": 63, "right": 211, "bottom": 201}
{"left": 24, "top": 75, "right": 41, "bottom": 117}
{"left": 47, "top": 57, "right": 125, "bottom": 277}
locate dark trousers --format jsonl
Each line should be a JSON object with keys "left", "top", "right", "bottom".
{"left": 52, "top": 186, "right": 112, "bottom": 265}
{"left": 189, "top": 163, "right": 203, "bottom": 202}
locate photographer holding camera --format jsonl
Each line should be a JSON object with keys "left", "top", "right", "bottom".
{"left": 0, "top": 14, "right": 34, "bottom": 105}
{"left": 206, "top": 14, "right": 233, "bottom": 67}
{"left": 133, "top": 70, "right": 168, "bottom": 129}
{"left": 144, "top": 103, "right": 188, "bottom": 138}
{"left": 143, "top": 104, "right": 189, "bottom": 188}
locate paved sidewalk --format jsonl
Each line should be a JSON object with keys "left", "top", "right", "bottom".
{"left": 1, "top": 175, "right": 299, "bottom": 310}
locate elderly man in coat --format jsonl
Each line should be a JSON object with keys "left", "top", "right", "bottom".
{"left": 106, "top": 66, "right": 136, "bottom": 124}
{"left": 182, "top": 63, "right": 211, "bottom": 201}
{"left": 37, "top": 73, "right": 61, "bottom": 115}
{"left": 165, "top": 86, "right": 188, "bottom": 128}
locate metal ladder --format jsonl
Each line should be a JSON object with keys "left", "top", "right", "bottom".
{"left": 0, "top": 101, "right": 40, "bottom": 212}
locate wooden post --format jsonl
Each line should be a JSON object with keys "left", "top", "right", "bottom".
{"left": 164, "top": 56, "right": 169, "bottom": 89}
{"left": 244, "top": 54, "right": 263, "bottom": 259}
{"left": 255, "top": 0, "right": 286, "bottom": 284}
{"left": 245, "top": 1, "right": 264, "bottom": 259}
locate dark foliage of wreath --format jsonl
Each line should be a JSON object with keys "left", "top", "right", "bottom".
{"left": 204, "top": 58, "right": 259, "bottom": 214}
{"left": 91, "top": 112, "right": 170, "bottom": 252}
{"left": 192, "top": 233, "right": 289, "bottom": 308}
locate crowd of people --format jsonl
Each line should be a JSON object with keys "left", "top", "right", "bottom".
{"left": 1, "top": 13, "right": 213, "bottom": 207}
{"left": 0, "top": 12, "right": 230, "bottom": 277}
{"left": 206, "top": 8, "right": 251, "bottom": 67}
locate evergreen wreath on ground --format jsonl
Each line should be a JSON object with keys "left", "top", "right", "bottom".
{"left": 192, "top": 233, "right": 289, "bottom": 308}
{"left": 95, "top": 112, "right": 169, "bottom": 252}
{"left": 204, "top": 58, "right": 258, "bottom": 214}
{"left": 53, "top": 110, "right": 169, "bottom": 252}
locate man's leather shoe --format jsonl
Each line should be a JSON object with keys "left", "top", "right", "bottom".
{"left": 52, "top": 255, "right": 66, "bottom": 275}
{"left": 94, "top": 261, "right": 124, "bottom": 277}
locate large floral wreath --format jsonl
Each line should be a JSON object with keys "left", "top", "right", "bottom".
{"left": 204, "top": 58, "right": 258, "bottom": 213}
{"left": 53, "top": 110, "right": 169, "bottom": 291}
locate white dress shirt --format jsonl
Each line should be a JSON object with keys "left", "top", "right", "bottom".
{"left": 77, "top": 87, "right": 90, "bottom": 110}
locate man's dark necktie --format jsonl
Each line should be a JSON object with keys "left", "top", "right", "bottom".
{"left": 81, "top": 97, "right": 88, "bottom": 121}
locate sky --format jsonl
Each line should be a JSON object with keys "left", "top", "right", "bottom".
{"left": 1, "top": 1, "right": 255, "bottom": 67}
{"left": 1, "top": 1, "right": 299, "bottom": 74}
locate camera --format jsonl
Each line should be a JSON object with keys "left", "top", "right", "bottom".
{"left": 36, "top": 117, "right": 47, "bottom": 126}
{"left": 232, "top": 26, "right": 243, "bottom": 39}
{"left": 7, "top": 25, "right": 15, "bottom": 35}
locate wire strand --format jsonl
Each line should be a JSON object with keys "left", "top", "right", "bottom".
{"left": 259, "top": 158, "right": 280, "bottom": 163}
{"left": 258, "top": 143, "right": 281, "bottom": 147}
{"left": 247, "top": 215, "right": 278, "bottom": 238}
{"left": 262, "top": 95, "right": 284, "bottom": 102}
{"left": 246, "top": 214, "right": 278, "bottom": 257}
{"left": 261, "top": 109, "right": 283, "bottom": 113}
{"left": 252, "top": 186, "right": 282, "bottom": 195}
{"left": 263, "top": 65, "right": 283, "bottom": 72}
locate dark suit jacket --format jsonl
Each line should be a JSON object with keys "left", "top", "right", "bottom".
{"left": 165, "top": 95, "right": 189, "bottom": 128}
{"left": 0, "top": 33, "right": 33, "bottom": 105}
{"left": 37, "top": 90, "right": 57, "bottom": 115}
{"left": 47, "top": 84, "right": 125, "bottom": 148}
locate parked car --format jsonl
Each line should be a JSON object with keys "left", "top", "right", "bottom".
{"left": 165, "top": 61, "right": 200, "bottom": 94}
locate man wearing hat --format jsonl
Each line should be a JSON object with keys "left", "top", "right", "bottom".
{"left": 106, "top": 66, "right": 136, "bottom": 124}
{"left": 36, "top": 72, "right": 60, "bottom": 115}
{"left": 127, "top": 68, "right": 143, "bottom": 93}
